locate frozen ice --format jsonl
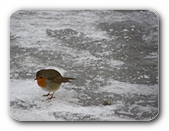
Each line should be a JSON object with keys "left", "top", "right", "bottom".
{"left": 10, "top": 10, "right": 158, "bottom": 121}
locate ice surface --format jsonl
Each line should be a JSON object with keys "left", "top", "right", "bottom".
{"left": 11, "top": 79, "right": 157, "bottom": 121}
{"left": 10, "top": 10, "right": 158, "bottom": 121}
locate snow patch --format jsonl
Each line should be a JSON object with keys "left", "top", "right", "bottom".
{"left": 100, "top": 80, "right": 158, "bottom": 95}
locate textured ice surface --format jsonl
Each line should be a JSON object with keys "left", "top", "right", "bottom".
{"left": 10, "top": 10, "right": 158, "bottom": 121}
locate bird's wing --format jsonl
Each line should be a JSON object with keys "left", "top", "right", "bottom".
{"left": 46, "top": 70, "right": 62, "bottom": 83}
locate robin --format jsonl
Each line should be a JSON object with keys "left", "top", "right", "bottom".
{"left": 35, "top": 69, "right": 75, "bottom": 100}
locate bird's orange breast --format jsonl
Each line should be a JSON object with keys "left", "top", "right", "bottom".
{"left": 36, "top": 77, "right": 47, "bottom": 88}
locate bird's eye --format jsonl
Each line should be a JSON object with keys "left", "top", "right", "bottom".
{"left": 40, "top": 76, "right": 43, "bottom": 78}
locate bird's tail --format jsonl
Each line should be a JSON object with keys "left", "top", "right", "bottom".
{"left": 62, "top": 77, "right": 76, "bottom": 83}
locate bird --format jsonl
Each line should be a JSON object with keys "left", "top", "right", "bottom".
{"left": 35, "top": 69, "right": 75, "bottom": 100}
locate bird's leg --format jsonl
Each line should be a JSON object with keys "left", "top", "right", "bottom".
{"left": 47, "top": 92, "right": 55, "bottom": 100}
{"left": 43, "top": 92, "right": 50, "bottom": 97}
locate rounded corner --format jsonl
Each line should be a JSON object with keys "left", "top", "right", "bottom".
{"left": 9, "top": 110, "right": 21, "bottom": 122}
{"left": 10, "top": 10, "right": 23, "bottom": 19}
{"left": 147, "top": 9, "right": 160, "bottom": 20}
{"left": 148, "top": 111, "right": 160, "bottom": 122}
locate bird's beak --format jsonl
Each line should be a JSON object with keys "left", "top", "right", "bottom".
{"left": 34, "top": 78, "right": 37, "bottom": 80}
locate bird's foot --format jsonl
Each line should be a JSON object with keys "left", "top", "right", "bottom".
{"left": 46, "top": 96, "right": 55, "bottom": 100}
{"left": 43, "top": 92, "right": 50, "bottom": 97}
{"left": 46, "top": 92, "right": 55, "bottom": 100}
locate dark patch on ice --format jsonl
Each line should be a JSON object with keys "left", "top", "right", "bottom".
{"left": 52, "top": 111, "right": 99, "bottom": 121}
{"left": 113, "top": 94, "right": 158, "bottom": 120}
{"left": 77, "top": 91, "right": 122, "bottom": 106}
{"left": 46, "top": 28, "right": 78, "bottom": 38}
{"left": 10, "top": 99, "right": 38, "bottom": 110}
{"left": 97, "top": 20, "right": 158, "bottom": 85}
